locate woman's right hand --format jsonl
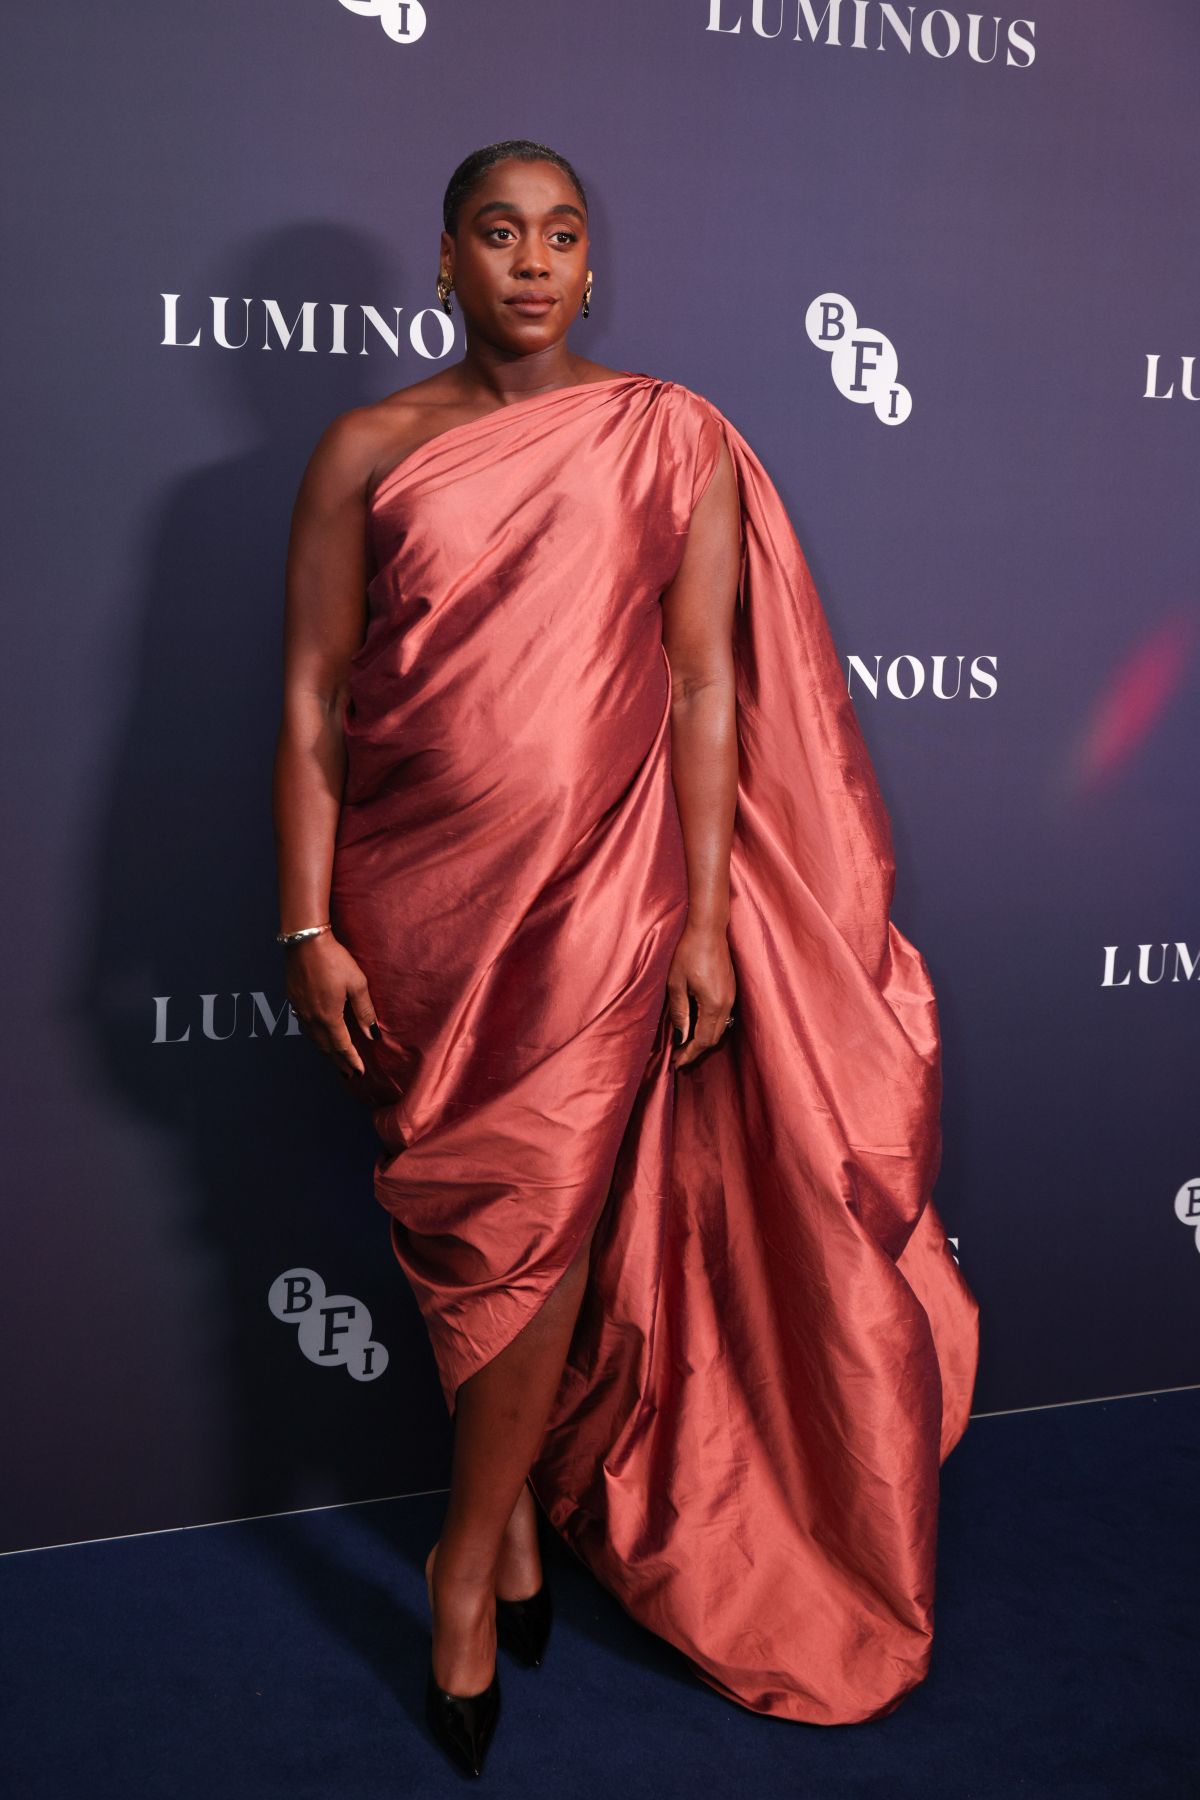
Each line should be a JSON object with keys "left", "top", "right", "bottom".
{"left": 284, "top": 933, "right": 379, "bottom": 1078}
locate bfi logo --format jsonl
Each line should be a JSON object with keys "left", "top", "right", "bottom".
{"left": 1175, "top": 1179, "right": 1200, "bottom": 1255}
{"left": 336, "top": 0, "right": 427, "bottom": 43}
{"left": 269, "top": 1268, "right": 389, "bottom": 1381}
{"left": 805, "top": 292, "right": 911, "bottom": 425}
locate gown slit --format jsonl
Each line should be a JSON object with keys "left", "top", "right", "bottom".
{"left": 430, "top": 981, "right": 680, "bottom": 1421}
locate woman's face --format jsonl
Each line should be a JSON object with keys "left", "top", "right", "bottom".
{"left": 442, "top": 157, "right": 589, "bottom": 351}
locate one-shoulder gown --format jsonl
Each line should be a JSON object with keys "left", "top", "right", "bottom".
{"left": 329, "top": 371, "right": 980, "bottom": 1725}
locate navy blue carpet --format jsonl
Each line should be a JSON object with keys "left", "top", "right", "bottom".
{"left": 2, "top": 1388, "right": 1196, "bottom": 1799}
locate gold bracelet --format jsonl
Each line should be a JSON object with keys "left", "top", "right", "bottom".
{"left": 276, "top": 922, "right": 331, "bottom": 946}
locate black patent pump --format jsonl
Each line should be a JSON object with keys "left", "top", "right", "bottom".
{"left": 424, "top": 1541, "right": 501, "bottom": 1776}
{"left": 424, "top": 1660, "right": 501, "bottom": 1778}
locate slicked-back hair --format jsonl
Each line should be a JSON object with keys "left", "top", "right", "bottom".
{"left": 442, "top": 140, "right": 588, "bottom": 237}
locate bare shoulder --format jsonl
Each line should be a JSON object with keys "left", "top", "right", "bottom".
{"left": 298, "top": 400, "right": 393, "bottom": 509}
{"left": 365, "top": 360, "right": 632, "bottom": 497}
{"left": 294, "top": 370, "right": 449, "bottom": 505}
{"left": 361, "top": 367, "right": 498, "bottom": 495}
{"left": 309, "top": 360, "right": 636, "bottom": 509}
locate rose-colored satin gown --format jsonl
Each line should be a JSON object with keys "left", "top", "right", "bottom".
{"left": 330, "top": 372, "right": 980, "bottom": 1725}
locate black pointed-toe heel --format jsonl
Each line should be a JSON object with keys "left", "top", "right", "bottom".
{"left": 424, "top": 1657, "right": 501, "bottom": 1778}
{"left": 496, "top": 1580, "right": 553, "bottom": 1668}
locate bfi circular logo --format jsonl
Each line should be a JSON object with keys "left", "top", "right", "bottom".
{"left": 805, "top": 293, "right": 912, "bottom": 425}
{"left": 1174, "top": 1178, "right": 1200, "bottom": 1254}
{"left": 336, "top": 0, "right": 427, "bottom": 44}
{"left": 269, "top": 1268, "right": 389, "bottom": 1381}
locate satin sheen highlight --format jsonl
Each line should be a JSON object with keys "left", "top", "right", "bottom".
{"left": 330, "top": 372, "right": 980, "bottom": 1725}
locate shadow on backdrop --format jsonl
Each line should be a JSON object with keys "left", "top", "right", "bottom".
{"left": 80, "top": 222, "right": 455, "bottom": 1545}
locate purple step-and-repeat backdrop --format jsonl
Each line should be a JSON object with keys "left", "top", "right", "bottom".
{"left": 2, "top": 3, "right": 1196, "bottom": 1556}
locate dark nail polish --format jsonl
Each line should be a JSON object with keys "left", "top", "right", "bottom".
{"left": 370, "top": 1022, "right": 381, "bottom": 1040}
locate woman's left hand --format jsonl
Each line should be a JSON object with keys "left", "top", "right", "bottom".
{"left": 666, "top": 919, "right": 737, "bottom": 1070}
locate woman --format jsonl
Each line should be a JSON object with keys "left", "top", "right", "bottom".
{"left": 272, "top": 140, "right": 979, "bottom": 1777}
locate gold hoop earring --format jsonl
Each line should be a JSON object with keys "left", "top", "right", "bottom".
{"left": 436, "top": 270, "right": 454, "bottom": 316}
{"left": 581, "top": 270, "right": 593, "bottom": 320}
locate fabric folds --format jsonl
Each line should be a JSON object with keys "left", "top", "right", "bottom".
{"left": 330, "top": 370, "right": 980, "bottom": 1725}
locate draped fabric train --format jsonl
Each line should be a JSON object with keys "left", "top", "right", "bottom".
{"left": 330, "top": 372, "right": 980, "bottom": 1727}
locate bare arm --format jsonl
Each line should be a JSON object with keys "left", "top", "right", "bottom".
{"left": 271, "top": 410, "right": 380, "bottom": 1078}
{"left": 660, "top": 434, "right": 742, "bottom": 1069}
